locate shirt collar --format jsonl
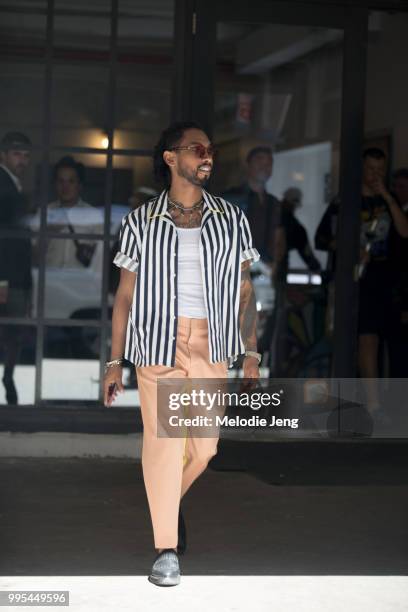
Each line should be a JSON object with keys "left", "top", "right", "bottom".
{"left": 148, "top": 189, "right": 224, "bottom": 226}
{"left": 0, "top": 163, "right": 22, "bottom": 192}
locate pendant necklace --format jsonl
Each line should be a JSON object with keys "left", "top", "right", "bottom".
{"left": 168, "top": 195, "right": 204, "bottom": 228}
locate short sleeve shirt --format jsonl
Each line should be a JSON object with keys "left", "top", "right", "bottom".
{"left": 113, "top": 188, "right": 260, "bottom": 368}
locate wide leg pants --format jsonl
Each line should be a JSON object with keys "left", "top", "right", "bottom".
{"left": 136, "top": 316, "right": 229, "bottom": 549}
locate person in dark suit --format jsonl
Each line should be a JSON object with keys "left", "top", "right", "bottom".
{"left": 222, "top": 146, "right": 287, "bottom": 363}
{"left": 222, "top": 146, "right": 286, "bottom": 279}
{"left": 0, "top": 132, "right": 32, "bottom": 404}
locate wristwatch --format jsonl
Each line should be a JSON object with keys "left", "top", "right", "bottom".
{"left": 244, "top": 350, "right": 262, "bottom": 364}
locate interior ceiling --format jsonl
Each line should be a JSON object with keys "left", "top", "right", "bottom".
{"left": 0, "top": 3, "right": 387, "bottom": 68}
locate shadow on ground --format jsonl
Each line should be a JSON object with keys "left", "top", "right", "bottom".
{"left": 1, "top": 440, "right": 407, "bottom": 576}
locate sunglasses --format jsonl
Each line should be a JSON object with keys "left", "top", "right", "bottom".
{"left": 169, "top": 143, "right": 218, "bottom": 159}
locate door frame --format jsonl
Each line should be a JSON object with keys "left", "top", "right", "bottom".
{"left": 173, "top": 0, "right": 370, "bottom": 377}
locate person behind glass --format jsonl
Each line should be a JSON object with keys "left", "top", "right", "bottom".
{"left": 0, "top": 132, "right": 33, "bottom": 405}
{"left": 222, "top": 147, "right": 287, "bottom": 361}
{"left": 315, "top": 148, "right": 408, "bottom": 419}
{"left": 45, "top": 155, "right": 102, "bottom": 268}
{"left": 387, "top": 168, "right": 408, "bottom": 377}
{"left": 281, "top": 187, "right": 321, "bottom": 273}
{"left": 103, "top": 121, "right": 261, "bottom": 587}
{"left": 222, "top": 146, "right": 286, "bottom": 280}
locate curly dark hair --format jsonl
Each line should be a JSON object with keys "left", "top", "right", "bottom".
{"left": 53, "top": 155, "right": 86, "bottom": 184}
{"left": 246, "top": 146, "right": 273, "bottom": 164}
{"left": 363, "top": 147, "right": 386, "bottom": 161}
{"left": 153, "top": 120, "right": 206, "bottom": 187}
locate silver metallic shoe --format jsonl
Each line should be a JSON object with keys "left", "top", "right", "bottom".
{"left": 148, "top": 549, "right": 181, "bottom": 587}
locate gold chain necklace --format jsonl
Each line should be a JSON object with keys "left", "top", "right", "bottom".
{"left": 168, "top": 196, "right": 204, "bottom": 228}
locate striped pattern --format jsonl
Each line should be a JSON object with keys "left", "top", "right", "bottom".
{"left": 113, "top": 188, "right": 260, "bottom": 369}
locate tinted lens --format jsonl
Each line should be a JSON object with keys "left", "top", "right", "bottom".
{"left": 192, "top": 144, "right": 206, "bottom": 158}
{"left": 192, "top": 144, "right": 217, "bottom": 158}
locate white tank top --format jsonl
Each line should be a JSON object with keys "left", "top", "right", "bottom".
{"left": 176, "top": 227, "right": 207, "bottom": 318}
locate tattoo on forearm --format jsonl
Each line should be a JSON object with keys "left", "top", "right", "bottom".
{"left": 239, "top": 263, "right": 258, "bottom": 352}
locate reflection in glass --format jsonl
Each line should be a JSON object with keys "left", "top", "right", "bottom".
{"left": 34, "top": 239, "right": 102, "bottom": 320}
{"left": 0, "top": 5, "right": 46, "bottom": 140}
{"left": 0, "top": 63, "right": 45, "bottom": 143}
{"left": 27, "top": 153, "right": 107, "bottom": 233}
{"left": 54, "top": 12, "right": 110, "bottom": 51}
{"left": 333, "top": 378, "right": 408, "bottom": 439}
{"left": 115, "top": 3, "right": 174, "bottom": 150}
{"left": 42, "top": 326, "right": 100, "bottom": 400}
{"left": 112, "top": 154, "right": 156, "bottom": 211}
{"left": 48, "top": 152, "right": 107, "bottom": 210}
{"left": 51, "top": 63, "right": 109, "bottom": 148}
{"left": 115, "top": 62, "right": 172, "bottom": 150}
{"left": 0, "top": 1, "right": 45, "bottom": 9}
{"left": 54, "top": 0, "right": 111, "bottom": 11}
{"left": 0, "top": 132, "right": 34, "bottom": 320}
{"left": 42, "top": 153, "right": 105, "bottom": 269}
{"left": 215, "top": 22, "right": 343, "bottom": 378}
{"left": 360, "top": 11, "right": 408, "bottom": 382}
{"left": 0, "top": 324, "right": 35, "bottom": 405}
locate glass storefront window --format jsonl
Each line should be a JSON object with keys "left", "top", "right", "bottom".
{"left": 214, "top": 21, "right": 343, "bottom": 379}
{"left": 51, "top": 63, "right": 110, "bottom": 149}
{"left": 115, "top": 2, "right": 174, "bottom": 150}
{"left": 42, "top": 326, "right": 101, "bottom": 400}
{"left": 0, "top": 0, "right": 175, "bottom": 406}
{"left": 361, "top": 11, "right": 408, "bottom": 386}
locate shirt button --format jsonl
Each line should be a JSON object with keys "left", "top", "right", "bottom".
{"left": 173, "top": 273, "right": 176, "bottom": 277}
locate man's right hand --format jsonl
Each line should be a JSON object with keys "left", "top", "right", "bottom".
{"left": 103, "top": 365, "right": 124, "bottom": 407}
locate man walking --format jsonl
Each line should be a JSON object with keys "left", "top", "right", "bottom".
{"left": 103, "top": 121, "right": 261, "bottom": 586}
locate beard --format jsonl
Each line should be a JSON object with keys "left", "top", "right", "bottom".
{"left": 177, "top": 163, "right": 210, "bottom": 187}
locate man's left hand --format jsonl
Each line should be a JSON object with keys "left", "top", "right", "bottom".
{"left": 240, "top": 356, "right": 260, "bottom": 393}
{"left": 243, "top": 356, "right": 260, "bottom": 378}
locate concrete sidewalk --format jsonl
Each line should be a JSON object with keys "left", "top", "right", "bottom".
{"left": 0, "top": 456, "right": 407, "bottom": 610}
{"left": 0, "top": 576, "right": 406, "bottom": 612}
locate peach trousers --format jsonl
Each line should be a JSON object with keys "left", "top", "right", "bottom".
{"left": 136, "top": 316, "right": 228, "bottom": 549}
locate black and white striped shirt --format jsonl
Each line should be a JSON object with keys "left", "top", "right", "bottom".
{"left": 113, "top": 188, "right": 260, "bottom": 369}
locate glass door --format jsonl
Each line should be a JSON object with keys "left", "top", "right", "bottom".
{"left": 190, "top": 1, "right": 368, "bottom": 382}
